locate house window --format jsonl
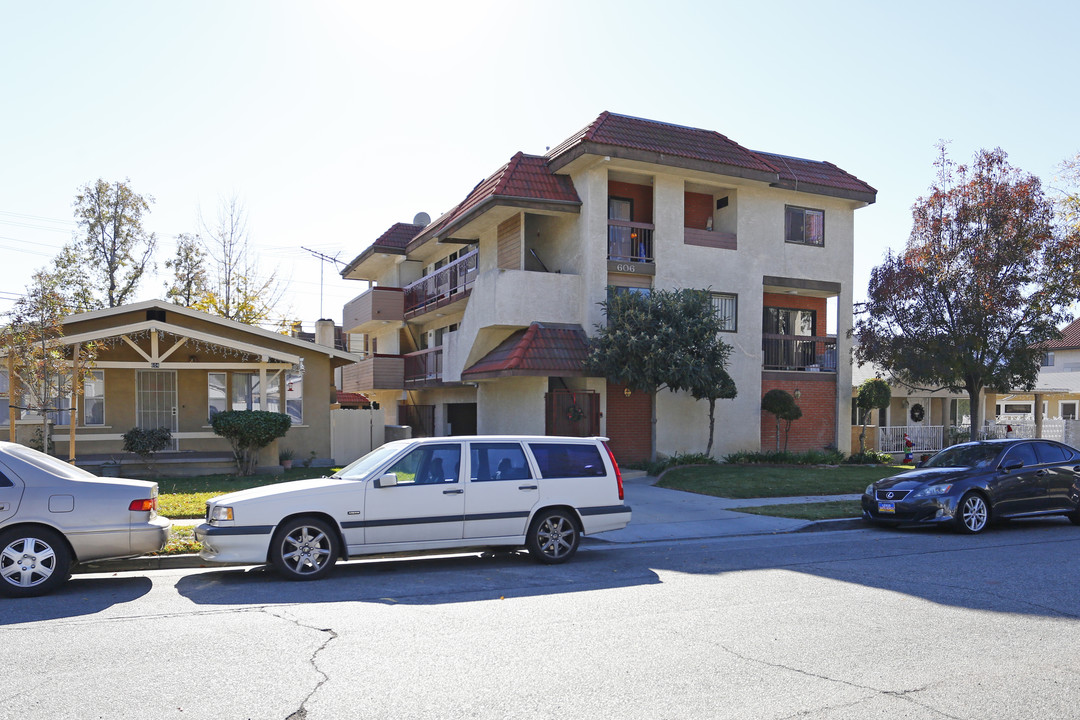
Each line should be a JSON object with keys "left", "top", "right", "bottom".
{"left": 0, "top": 371, "right": 8, "bottom": 426}
{"left": 284, "top": 370, "right": 303, "bottom": 423}
{"left": 208, "top": 373, "right": 227, "bottom": 422}
{"left": 711, "top": 293, "right": 737, "bottom": 332}
{"left": 83, "top": 371, "right": 104, "bottom": 426}
{"left": 1060, "top": 401, "right": 1077, "bottom": 420}
{"left": 950, "top": 398, "right": 971, "bottom": 425}
{"left": 785, "top": 206, "right": 824, "bottom": 247}
{"left": 1042, "top": 351, "right": 1055, "bottom": 367}
{"left": 231, "top": 372, "right": 260, "bottom": 411}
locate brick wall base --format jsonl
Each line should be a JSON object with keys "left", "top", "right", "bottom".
{"left": 760, "top": 373, "right": 837, "bottom": 452}
{"left": 605, "top": 381, "right": 652, "bottom": 463}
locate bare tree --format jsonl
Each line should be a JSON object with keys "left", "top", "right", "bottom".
{"left": 192, "top": 196, "right": 287, "bottom": 326}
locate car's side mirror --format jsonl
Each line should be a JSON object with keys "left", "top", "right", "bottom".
{"left": 375, "top": 473, "right": 398, "bottom": 488}
{"left": 1002, "top": 459, "right": 1024, "bottom": 472}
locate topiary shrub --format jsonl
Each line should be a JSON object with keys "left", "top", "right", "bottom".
{"left": 211, "top": 410, "right": 292, "bottom": 476}
{"left": 122, "top": 426, "right": 173, "bottom": 474}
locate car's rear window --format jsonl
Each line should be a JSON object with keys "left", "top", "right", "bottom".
{"left": 470, "top": 442, "right": 532, "bottom": 481}
{"left": 528, "top": 443, "right": 606, "bottom": 479}
{"left": 1034, "top": 441, "right": 1069, "bottom": 464}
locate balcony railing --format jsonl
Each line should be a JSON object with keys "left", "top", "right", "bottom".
{"left": 404, "top": 250, "right": 478, "bottom": 316}
{"left": 404, "top": 347, "right": 443, "bottom": 385}
{"left": 762, "top": 334, "right": 837, "bottom": 372}
{"left": 607, "top": 220, "right": 654, "bottom": 263}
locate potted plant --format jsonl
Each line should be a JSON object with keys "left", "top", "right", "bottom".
{"left": 279, "top": 448, "right": 295, "bottom": 470}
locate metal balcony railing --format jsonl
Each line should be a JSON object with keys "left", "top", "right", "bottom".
{"left": 404, "top": 250, "right": 478, "bottom": 315}
{"left": 404, "top": 347, "right": 443, "bottom": 384}
{"left": 607, "top": 220, "right": 654, "bottom": 263}
{"left": 762, "top": 334, "right": 838, "bottom": 372}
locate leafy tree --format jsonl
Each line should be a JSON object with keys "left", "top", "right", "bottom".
{"left": 164, "top": 233, "right": 209, "bottom": 307}
{"left": 761, "top": 389, "right": 801, "bottom": 452}
{"left": 585, "top": 288, "right": 736, "bottom": 457}
{"left": 854, "top": 147, "right": 1080, "bottom": 441}
{"left": 855, "top": 377, "right": 891, "bottom": 455}
{"left": 1, "top": 271, "right": 98, "bottom": 455}
{"left": 56, "top": 178, "right": 157, "bottom": 310}
{"left": 211, "top": 410, "right": 292, "bottom": 475}
{"left": 192, "top": 196, "right": 286, "bottom": 325}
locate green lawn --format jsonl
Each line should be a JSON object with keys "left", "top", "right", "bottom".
{"left": 730, "top": 500, "right": 863, "bottom": 521}
{"left": 657, "top": 463, "right": 909, "bottom": 499}
{"left": 157, "top": 467, "right": 339, "bottom": 519}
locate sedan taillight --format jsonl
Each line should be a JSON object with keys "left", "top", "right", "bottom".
{"left": 129, "top": 498, "right": 157, "bottom": 512}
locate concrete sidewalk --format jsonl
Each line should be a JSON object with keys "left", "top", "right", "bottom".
{"left": 589, "top": 470, "right": 862, "bottom": 544}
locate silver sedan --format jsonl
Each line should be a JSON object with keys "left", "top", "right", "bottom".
{"left": 0, "top": 441, "right": 171, "bottom": 597}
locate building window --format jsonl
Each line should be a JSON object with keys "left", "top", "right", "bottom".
{"left": 1060, "top": 401, "right": 1077, "bottom": 420}
{"left": 285, "top": 370, "right": 303, "bottom": 424}
{"left": 83, "top": 371, "right": 104, "bottom": 425}
{"left": 208, "top": 373, "right": 226, "bottom": 422}
{"left": 711, "top": 293, "right": 737, "bottom": 332}
{"left": 785, "top": 205, "right": 824, "bottom": 247}
{"left": 1042, "top": 351, "right": 1055, "bottom": 367}
{"left": 231, "top": 372, "right": 260, "bottom": 411}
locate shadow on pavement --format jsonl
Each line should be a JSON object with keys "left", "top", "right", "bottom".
{"left": 1, "top": 576, "right": 153, "bottom": 626}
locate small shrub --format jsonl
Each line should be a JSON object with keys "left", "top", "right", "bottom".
{"left": 844, "top": 450, "right": 894, "bottom": 465}
{"left": 639, "top": 452, "right": 718, "bottom": 476}
{"left": 211, "top": 410, "right": 292, "bottom": 476}
{"left": 122, "top": 426, "right": 173, "bottom": 473}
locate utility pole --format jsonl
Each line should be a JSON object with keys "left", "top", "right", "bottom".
{"left": 301, "top": 247, "right": 344, "bottom": 319}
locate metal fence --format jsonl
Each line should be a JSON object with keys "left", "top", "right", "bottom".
{"left": 878, "top": 419, "right": 1068, "bottom": 454}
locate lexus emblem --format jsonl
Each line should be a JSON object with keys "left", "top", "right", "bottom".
{"left": 886, "top": 491, "right": 895, "bottom": 499}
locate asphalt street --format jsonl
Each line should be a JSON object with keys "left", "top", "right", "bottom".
{"left": 5, "top": 519, "right": 1080, "bottom": 720}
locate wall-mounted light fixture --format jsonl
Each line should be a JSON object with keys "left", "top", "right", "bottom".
{"left": 624, "top": 387, "right": 633, "bottom": 398}
{"left": 793, "top": 388, "right": 801, "bottom": 400}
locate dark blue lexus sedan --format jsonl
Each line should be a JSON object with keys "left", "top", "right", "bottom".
{"left": 862, "top": 439, "right": 1080, "bottom": 534}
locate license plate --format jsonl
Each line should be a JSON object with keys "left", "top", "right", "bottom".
{"left": 878, "top": 502, "right": 896, "bottom": 514}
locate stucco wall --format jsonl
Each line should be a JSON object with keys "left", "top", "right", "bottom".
{"left": 476, "top": 377, "right": 546, "bottom": 436}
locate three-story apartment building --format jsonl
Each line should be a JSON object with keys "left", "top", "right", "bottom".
{"left": 341, "top": 113, "right": 876, "bottom": 461}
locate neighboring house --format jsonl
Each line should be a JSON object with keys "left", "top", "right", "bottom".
{"left": 1, "top": 300, "right": 359, "bottom": 468}
{"left": 340, "top": 112, "right": 876, "bottom": 461}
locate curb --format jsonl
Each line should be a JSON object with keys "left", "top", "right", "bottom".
{"left": 74, "top": 517, "right": 867, "bottom": 574}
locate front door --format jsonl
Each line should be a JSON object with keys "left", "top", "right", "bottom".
{"left": 136, "top": 370, "right": 178, "bottom": 449}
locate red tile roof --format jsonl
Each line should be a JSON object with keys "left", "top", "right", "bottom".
{"left": 462, "top": 323, "right": 589, "bottom": 379}
{"left": 1039, "top": 318, "right": 1080, "bottom": 349}
{"left": 547, "top": 112, "right": 875, "bottom": 199}
{"left": 754, "top": 151, "right": 877, "bottom": 196}
{"left": 374, "top": 222, "right": 424, "bottom": 249}
{"left": 335, "top": 391, "right": 371, "bottom": 406}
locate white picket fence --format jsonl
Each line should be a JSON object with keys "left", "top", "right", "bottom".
{"left": 878, "top": 419, "right": 1068, "bottom": 454}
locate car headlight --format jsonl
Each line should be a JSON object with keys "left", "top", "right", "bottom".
{"left": 210, "top": 506, "right": 234, "bottom": 522}
{"left": 912, "top": 484, "right": 952, "bottom": 498}
{"left": 865, "top": 483, "right": 877, "bottom": 497}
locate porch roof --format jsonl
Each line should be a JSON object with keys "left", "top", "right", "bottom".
{"left": 462, "top": 322, "right": 589, "bottom": 380}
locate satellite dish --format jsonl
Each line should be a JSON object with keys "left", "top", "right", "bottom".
{"left": 413, "top": 212, "right": 431, "bottom": 226}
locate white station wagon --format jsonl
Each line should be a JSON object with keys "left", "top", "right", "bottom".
{"left": 195, "top": 436, "right": 631, "bottom": 580}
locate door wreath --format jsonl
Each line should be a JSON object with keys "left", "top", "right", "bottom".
{"left": 909, "top": 403, "right": 925, "bottom": 423}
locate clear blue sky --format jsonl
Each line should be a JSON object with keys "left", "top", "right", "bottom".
{"left": 2, "top": 0, "right": 1077, "bottom": 331}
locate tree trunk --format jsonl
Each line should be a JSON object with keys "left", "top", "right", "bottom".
{"left": 706, "top": 398, "right": 716, "bottom": 456}
{"left": 859, "top": 418, "right": 867, "bottom": 455}
{"left": 775, "top": 417, "right": 780, "bottom": 452}
{"left": 967, "top": 385, "right": 983, "bottom": 442}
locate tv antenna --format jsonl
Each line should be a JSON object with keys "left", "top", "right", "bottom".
{"left": 302, "top": 247, "right": 344, "bottom": 319}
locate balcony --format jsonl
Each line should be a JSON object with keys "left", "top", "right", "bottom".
{"left": 342, "top": 354, "right": 405, "bottom": 391}
{"left": 343, "top": 287, "right": 404, "bottom": 334}
{"left": 607, "top": 220, "right": 654, "bottom": 266}
{"left": 404, "top": 347, "right": 443, "bottom": 386}
{"left": 762, "top": 334, "right": 837, "bottom": 372}
{"left": 404, "top": 249, "right": 478, "bottom": 318}
{"left": 684, "top": 227, "right": 736, "bottom": 251}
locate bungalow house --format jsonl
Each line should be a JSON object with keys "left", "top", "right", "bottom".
{"left": 2, "top": 300, "right": 360, "bottom": 471}
{"left": 340, "top": 112, "right": 877, "bottom": 461}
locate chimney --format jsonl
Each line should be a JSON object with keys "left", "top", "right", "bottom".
{"left": 315, "top": 319, "right": 336, "bottom": 349}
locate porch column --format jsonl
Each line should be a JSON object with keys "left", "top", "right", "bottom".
{"left": 1034, "top": 393, "right": 1044, "bottom": 438}
{"left": 69, "top": 345, "right": 79, "bottom": 463}
{"left": 259, "top": 363, "right": 268, "bottom": 411}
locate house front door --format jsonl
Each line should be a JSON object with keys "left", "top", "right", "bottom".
{"left": 136, "top": 370, "right": 178, "bottom": 449}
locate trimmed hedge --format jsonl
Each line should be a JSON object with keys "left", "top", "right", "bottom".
{"left": 211, "top": 410, "right": 292, "bottom": 476}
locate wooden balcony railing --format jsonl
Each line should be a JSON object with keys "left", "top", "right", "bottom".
{"left": 404, "top": 347, "right": 443, "bottom": 385}
{"left": 762, "top": 334, "right": 838, "bottom": 372}
{"left": 607, "top": 220, "right": 654, "bottom": 263}
{"left": 404, "top": 250, "right": 478, "bottom": 316}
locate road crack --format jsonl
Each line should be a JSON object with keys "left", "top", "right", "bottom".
{"left": 264, "top": 608, "right": 338, "bottom": 720}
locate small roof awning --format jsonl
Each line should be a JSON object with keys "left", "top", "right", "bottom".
{"left": 462, "top": 323, "right": 590, "bottom": 380}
